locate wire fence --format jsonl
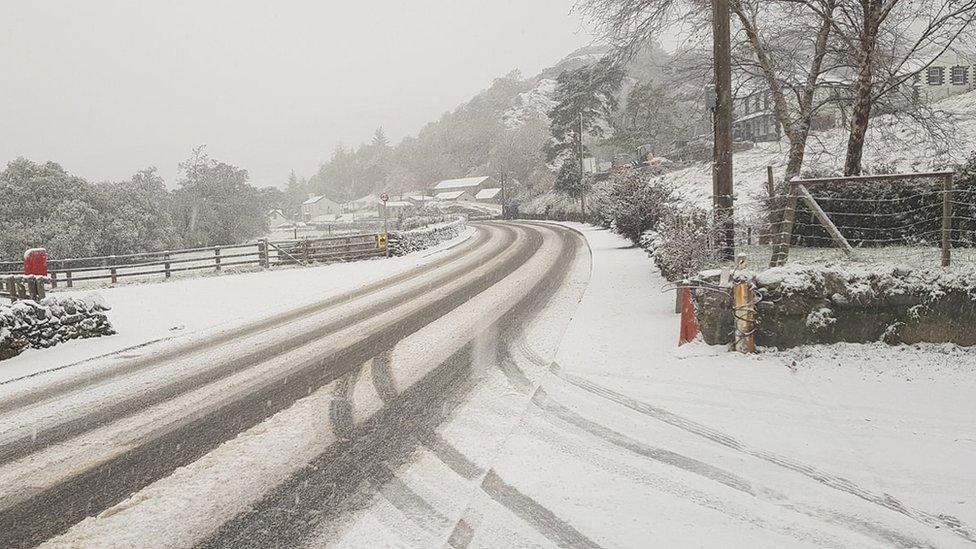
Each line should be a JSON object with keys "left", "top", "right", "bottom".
{"left": 695, "top": 171, "right": 976, "bottom": 271}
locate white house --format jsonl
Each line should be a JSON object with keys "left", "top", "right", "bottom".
{"left": 266, "top": 209, "right": 289, "bottom": 228}
{"left": 916, "top": 50, "right": 976, "bottom": 100}
{"left": 300, "top": 195, "right": 341, "bottom": 221}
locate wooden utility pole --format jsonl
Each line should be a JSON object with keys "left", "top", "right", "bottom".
{"left": 712, "top": 0, "right": 735, "bottom": 260}
{"left": 579, "top": 111, "right": 586, "bottom": 215}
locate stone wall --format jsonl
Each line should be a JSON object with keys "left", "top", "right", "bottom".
{"left": 0, "top": 295, "right": 115, "bottom": 361}
{"left": 388, "top": 217, "right": 467, "bottom": 256}
{"left": 691, "top": 265, "right": 976, "bottom": 349}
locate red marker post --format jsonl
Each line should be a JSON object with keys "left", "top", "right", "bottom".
{"left": 24, "top": 248, "right": 48, "bottom": 276}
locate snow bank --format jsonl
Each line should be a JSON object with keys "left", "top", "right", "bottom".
{"left": 388, "top": 216, "right": 466, "bottom": 256}
{"left": 0, "top": 295, "right": 114, "bottom": 361}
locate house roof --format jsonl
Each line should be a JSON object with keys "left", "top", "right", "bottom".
{"left": 435, "top": 190, "right": 471, "bottom": 200}
{"left": 475, "top": 188, "right": 502, "bottom": 199}
{"left": 302, "top": 195, "right": 336, "bottom": 205}
{"left": 267, "top": 209, "right": 285, "bottom": 217}
{"left": 407, "top": 195, "right": 434, "bottom": 202}
{"left": 433, "top": 176, "right": 489, "bottom": 190}
{"left": 384, "top": 201, "right": 413, "bottom": 207}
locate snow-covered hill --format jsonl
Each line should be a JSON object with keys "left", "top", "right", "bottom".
{"left": 666, "top": 90, "right": 976, "bottom": 210}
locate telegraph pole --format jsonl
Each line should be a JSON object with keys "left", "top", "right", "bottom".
{"left": 579, "top": 111, "right": 586, "bottom": 215}
{"left": 712, "top": 0, "right": 735, "bottom": 260}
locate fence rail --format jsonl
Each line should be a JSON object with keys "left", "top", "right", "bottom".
{"left": 0, "top": 233, "right": 386, "bottom": 288}
{"left": 1, "top": 275, "right": 48, "bottom": 301}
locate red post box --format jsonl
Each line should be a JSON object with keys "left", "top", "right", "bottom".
{"left": 24, "top": 248, "right": 48, "bottom": 276}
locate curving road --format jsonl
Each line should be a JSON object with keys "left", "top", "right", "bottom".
{"left": 0, "top": 221, "right": 589, "bottom": 548}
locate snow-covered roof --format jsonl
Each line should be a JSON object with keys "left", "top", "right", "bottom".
{"left": 383, "top": 201, "right": 413, "bottom": 207}
{"left": 435, "top": 190, "right": 471, "bottom": 200}
{"left": 433, "top": 176, "right": 489, "bottom": 190}
{"left": 302, "top": 195, "right": 335, "bottom": 205}
{"left": 407, "top": 195, "right": 434, "bottom": 202}
{"left": 475, "top": 188, "right": 502, "bottom": 200}
{"left": 734, "top": 111, "right": 774, "bottom": 124}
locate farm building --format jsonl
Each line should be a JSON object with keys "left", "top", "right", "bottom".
{"left": 474, "top": 187, "right": 502, "bottom": 202}
{"left": 431, "top": 175, "right": 498, "bottom": 195}
{"left": 434, "top": 190, "right": 475, "bottom": 202}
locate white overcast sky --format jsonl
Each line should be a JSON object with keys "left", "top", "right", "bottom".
{"left": 1, "top": 1, "right": 594, "bottom": 188}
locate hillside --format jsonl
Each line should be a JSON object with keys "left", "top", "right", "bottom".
{"left": 665, "top": 89, "right": 976, "bottom": 210}
{"left": 301, "top": 44, "right": 673, "bottom": 207}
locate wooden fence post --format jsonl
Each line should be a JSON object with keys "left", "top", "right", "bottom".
{"left": 164, "top": 251, "right": 171, "bottom": 278}
{"left": 51, "top": 271, "right": 58, "bottom": 289}
{"left": 766, "top": 166, "right": 775, "bottom": 197}
{"left": 66, "top": 270, "right": 73, "bottom": 288}
{"left": 942, "top": 173, "right": 952, "bottom": 267}
{"left": 109, "top": 255, "right": 117, "bottom": 284}
{"left": 258, "top": 240, "right": 269, "bottom": 268}
{"left": 769, "top": 182, "right": 798, "bottom": 267}
{"left": 215, "top": 247, "right": 222, "bottom": 272}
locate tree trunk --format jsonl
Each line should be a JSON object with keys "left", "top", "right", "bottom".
{"left": 844, "top": 21, "right": 879, "bottom": 176}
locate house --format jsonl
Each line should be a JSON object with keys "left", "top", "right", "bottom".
{"left": 431, "top": 175, "right": 497, "bottom": 196}
{"left": 434, "top": 190, "right": 475, "bottom": 202}
{"left": 474, "top": 187, "right": 502, "bottom": 202}
{"left": 731, "top": 88, "right": 780, "bottom": 142}
{"left": 915, "top": 50, "right": 976, "bottom": 101}
{"left": 347, "top": 194, "right": 382, "bottom": 212}
{"left": 266, "top": 209, "right": 289, "bottom": 228}
{"left": 300, "top": 195, "right": 341, "bottom": 221}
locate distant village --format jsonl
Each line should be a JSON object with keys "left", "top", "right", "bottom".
{"left": 266, "top": 175, "right": 504, "bottom": 230}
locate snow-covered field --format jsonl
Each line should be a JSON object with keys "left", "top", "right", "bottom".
{"left": 0, "top": 228, "right": 476, "bottom": 384}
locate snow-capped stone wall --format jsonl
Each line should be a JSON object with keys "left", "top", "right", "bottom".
{"left": 388, "top": 217, "right": 466, "bottom": 257}
{"left": 0, "top": 295, "right": 115, "bottom": 361}
{"left": 691, "top": 265, "right": 976, "bottom": 349}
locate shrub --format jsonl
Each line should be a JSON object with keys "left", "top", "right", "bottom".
{"left": 642, "top": 207, "right": 718, "bottom": 281}
{"left": 605, "top": 173, "right": 674, "bottom": 244}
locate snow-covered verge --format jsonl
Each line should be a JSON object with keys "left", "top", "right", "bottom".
{"left": 0, "top": 296, "right": 114, "bottom": 361}
{"left": 470, "top": 223, "right": 976, "bottom": 547}
{"left": 389, "top": 216, "right": 467, "bottom": 256}
{"left": 0, "top": 227, "right": 475, "bottom": 383}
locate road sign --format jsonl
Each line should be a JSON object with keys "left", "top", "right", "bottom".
{"left": 380, "top": 192, "right": 389, "bottom": 202}
{"left": 376, "top": 233, "right": 388, "bottom": 249}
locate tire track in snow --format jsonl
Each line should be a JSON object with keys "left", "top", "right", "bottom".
{"left": 0, "top": 224, "right": 538, "bottom": 548}
{"left": 197, "top": 223, "right": 585, "bottom": 548}
{"left": 0, "top": 228, "right": 499, "bottom": 466}
{"left": 552, "top": 368, "right": 974, "bottom": 544}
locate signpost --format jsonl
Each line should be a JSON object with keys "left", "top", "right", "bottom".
{"left": 380, "top": 192, "right": 389, "bottom": 257}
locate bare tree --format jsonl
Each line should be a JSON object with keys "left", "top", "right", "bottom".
{"left": 835, "top": 0, "right": 976, "bottom": 174}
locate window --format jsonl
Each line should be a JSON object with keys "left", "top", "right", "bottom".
{"left": 951, "top": 65, "right": 969, "bottom": 85}
{"left": 927, "top": 66, "right": 945, "bottom": 86}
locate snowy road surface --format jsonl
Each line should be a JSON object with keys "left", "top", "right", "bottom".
{"left": 2, "top": 222, "right": 974, "bottom": 548}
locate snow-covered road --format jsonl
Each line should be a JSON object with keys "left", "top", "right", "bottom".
{"left": 2, "top": 222, "right": 973, "bottom": 548}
